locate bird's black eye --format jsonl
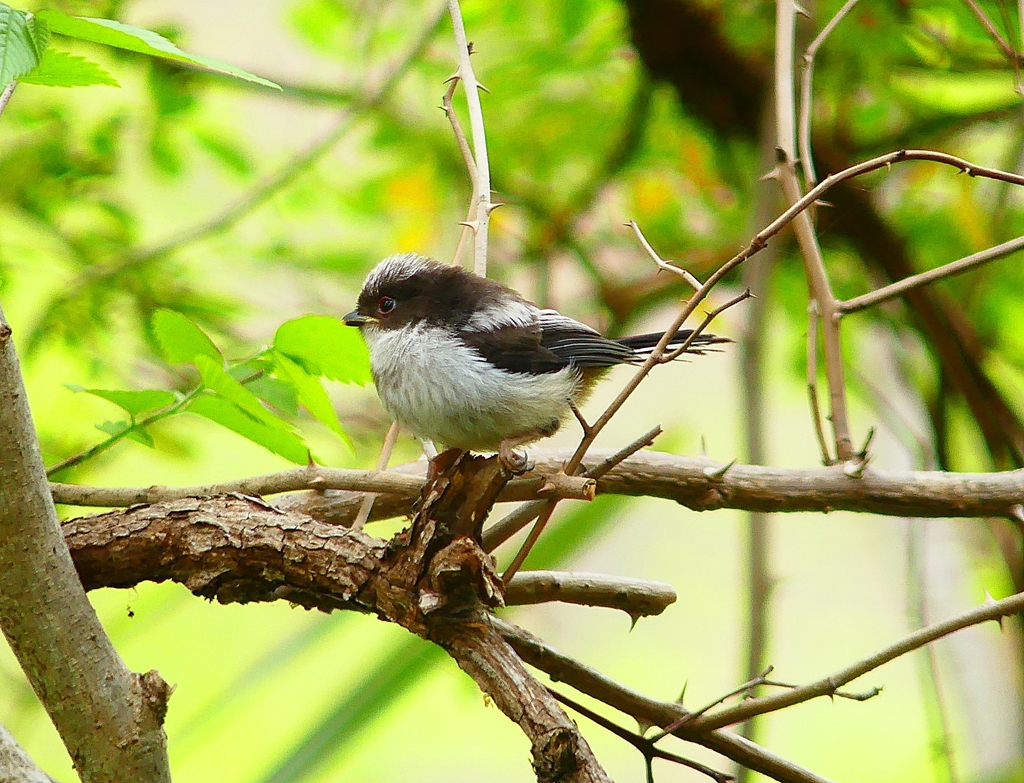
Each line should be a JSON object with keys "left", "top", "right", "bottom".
{"left": 377, "top": 296, "right": 397, "bottom": 316}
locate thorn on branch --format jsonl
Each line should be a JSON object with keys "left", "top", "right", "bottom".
{"left": 857, "top": 426, "right": 875, "bottom": 460}
{"left": 842, "top": 456, "right": 869, "bottom": 479}
{"left": 703, "top": 459, "right": 736, "bottom": 482}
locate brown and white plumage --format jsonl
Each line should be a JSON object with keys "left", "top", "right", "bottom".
{"left": 344, "top": 253, "right": 728, "bottom": 460}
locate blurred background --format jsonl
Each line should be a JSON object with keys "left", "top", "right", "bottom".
{"left": 0, "top": 0, "right": 1022, "bottom": 780}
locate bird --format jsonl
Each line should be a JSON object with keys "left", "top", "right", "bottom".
{"left": 343, "top": 253, "right": 728, "bottom": 471}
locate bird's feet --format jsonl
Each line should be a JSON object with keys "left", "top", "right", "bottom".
{"left": 498, "top": 440, "right": 530, "bottom": 475}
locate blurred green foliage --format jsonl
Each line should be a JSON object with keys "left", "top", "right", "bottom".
{"left": 1, "top": 0, "right": 1023, "bottom": 781}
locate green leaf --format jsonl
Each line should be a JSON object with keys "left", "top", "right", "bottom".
{"left": 0, "top": 5, "right": 49, "bottom": 88}
{"left": 70, "top": 386, "right": 177, "bottom": 416}
{"left": 35, "top": 10, "right": 281, "bottom": 90}
{"left": 95, "top": 419, "right": 154, "bottom": 447}
{"left": 187, "top": 394, "right": 310, "bottom": 464}
{"left": 246, "top": 375, "right": 299, "bottom": 418}
{"left": 271, "top": 350, "right": 351, "bottom": 446}
{"left": 195, "top": 355, "right": 290, "bottom": 431}
{"left": 152, "top": 309, "right": 222, "bottom": 365}
{"left": 19, "top": 48, "right": 119, "bottom": 87}
{"left": 274, "top": 315, "right": 372, "bottom": 385}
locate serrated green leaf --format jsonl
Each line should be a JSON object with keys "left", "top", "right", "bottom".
{"left": 70, "top": 386, "right": 176, "bottom": 416}
{"left": 187, "top": 393, "right": 310, "bottom": 464}
{"left": 272, "top": 350, "right": 351, "bottom": 446}
{"left": 246, "top": 376, "right": 300, "bottom": 418}
{"left": 195, "top": 355, "right": 292, "bottom": 432}
{"left": 0, "top": 5, "right": 48, "bottom": 88}
{"left": 20, "top": 48, "right": 119, "bottom": 87}
{"left": 35, "top": 10, "right": 280, "bottom": 90}
{"left": 95, "top": 419, "right": 153, "bottom": 447}
{"left": 152, "top": 309, "right": 222, "bottom": 365}
{"left": 274, "top": 315, "right": 372, "bottom": 385}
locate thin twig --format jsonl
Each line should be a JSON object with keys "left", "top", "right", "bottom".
{"left": 352, "top": 420, "right": 401, "bottom": 530}
{"left": 684, "top": 590, "right": 1024, "bottom": 732}
{"left": 549, "top": 689, "right": 733, "bottom": 783}
{"left": 46, "top": 387, "right": 203, "bottom": 477}
{"left": 490, "top": 425, "right": 661, "bottom": 573}
{"left": 963, "top": 0, "right": 1016, "bottom": 61}
{"left": 0, "top": 82, "right": 16, "bottom": 121}
{"left": 441, "top": 77, "right": 478, "bottom": 266}
{"left": 627, "top": 220, "right": 702, "bottom": 291}
{"left": 650, "top": 667, "right": 776, "bottom": 742}
{"left": 798, "top": 0, "right": 861, "bottom": 187}
{"left": 806, "top": 302, "right": 833, "bottom": 464}
{"left": 837, "top": 234, "right": 1024, "bottom": 315}
{"left": 661, "top": 290, "right": 752, "bottom": 362}
{"left": 447, "top": 0, "right": 492, "bottom": 276}
{"left": 501, "top": 502, "right": 556, "bottom": 584}
{"left": 492, "top": 618, "right": 834, "bottom": 783}
{"left": 778, "top": 154, "right": 855, "bottom": 460}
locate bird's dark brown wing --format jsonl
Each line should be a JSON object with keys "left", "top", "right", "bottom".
{"left": 459, "top": 309, "right": 729, "bottom": 375}
{"left": 458, "top": 309, "right": 632, "bottom": 374}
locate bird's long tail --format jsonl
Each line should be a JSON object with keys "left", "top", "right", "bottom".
{"left": 616, "top": 329, "right": 731, "bottom": 360}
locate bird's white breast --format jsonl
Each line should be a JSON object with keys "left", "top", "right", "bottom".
{"left": 362, "top": 322, "right": 580, "bottom": 451}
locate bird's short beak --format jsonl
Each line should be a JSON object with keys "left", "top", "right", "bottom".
{"left": 343, "top": 311, "right": 373, "bottom": 326}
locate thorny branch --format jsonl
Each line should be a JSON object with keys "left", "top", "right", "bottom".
{"left": 447, "top": 0, "right": 493, "bottom": 276}
{"left": 52, "top": 449, "right": 1024, "bottom": 523}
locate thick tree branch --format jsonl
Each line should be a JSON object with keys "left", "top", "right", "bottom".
{"left": 0, "top": 307, "right": 172, "bottom": 783}
{"left": 65, "top": 453, "right": 612, "bottom": 783}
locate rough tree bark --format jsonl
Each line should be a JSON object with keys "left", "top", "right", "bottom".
{"left": 65, "top": 451, "right": 612, "bottom": 783}
{"left": 0, "top": 306, "right": 172, "bottom": 783}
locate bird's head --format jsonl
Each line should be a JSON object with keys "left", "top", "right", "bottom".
{"left": 343, "top": 253, "right": 530, "bottom": 332}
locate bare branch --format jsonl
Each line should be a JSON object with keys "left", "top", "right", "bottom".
{"left": 549, "top": 690, "right": 733, "bottom": 783}
{"left": 442, "top": 77, "right": 479, "bottom": 266}
{"left": 778, "top": 154, "right": 855, "bottom": 460}
{"left": 627, "top": 220, "right": 702, "bottom": 291}
{"left": 806, "top": 302, "right": 834, "bottom": 465}
{"left": 447, "top": 0, "right": 492, "bottom": 276}
{"left": 963, "top": 0, "right": 1017, "bottom": 61}
{"left": 51, "top": 464, "right": 426, "bottom": 506}
{"left": 58, "top": 447, "right": 1024, "bottom": 523}
{"left": 837, "top": 234, "right": 1024, "bottom": 315}
{"left": 493, "top": 618, "right": 835, "bottom": 783}
{"left": 684, "top": 591, "right": 1024, "bottom": 732}
{"left": 64, "top": 474, "right": 613, "bottom": 783}
{"left": 353, "top": 420, "right": 402, "bottom": 530}
{"left": 798, "top": 0, "right": 861, "bottom": 187}
{"left": 505, "top": 571, "right": 676, "bottom": 618}
{"left": 0, "top": 306, "right": 172, "bottom": 783}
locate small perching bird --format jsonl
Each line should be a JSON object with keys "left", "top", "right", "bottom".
{"left": 344, "top": 253, "right": 728, "bottom": 470}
